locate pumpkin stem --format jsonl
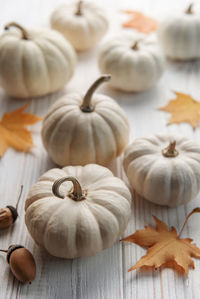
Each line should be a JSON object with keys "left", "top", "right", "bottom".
{"left": 178, "top": 207, "right": 200, "bottom": 237}
{"left": 131, "top": 41, "right": 139, "bottom": 50}
{"left": 81, "top": 75, "right": 111, "bottom": 113}
{"left": 131, "top": 38, "right": 144, "bottom": 50}
{"left": 4, "top": 22, "right": 29, "bottom": 40}
{"left": 162, "top": 140, "right": 179, "bottom": 158}
{"left": 185, "top": 3, "right": 193, "bottom": 14}
{"left": 52, "top": 176, "right": 84, "bottom": 201}
{"left": 75, "top": 1, "right": 83, "bottom": 16}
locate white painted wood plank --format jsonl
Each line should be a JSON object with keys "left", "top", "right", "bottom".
{"left": 0, "top": 0, "right": 200, "bottom": 298}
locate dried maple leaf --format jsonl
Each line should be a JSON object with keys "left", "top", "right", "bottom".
{"left": 160, "top": 92, "right": 200, "bottom": 129}
{"left": 0, "top": 104, "right": 42, "bottom": 157}
{"left": 122, "top": 10, "right": 158, "bottom": 34}
{"left": 122, "top": 208, "right": 200, "bottom": 275}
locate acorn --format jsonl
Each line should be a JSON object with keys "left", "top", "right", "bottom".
{"left": 0, "top": 185, "right": 23, "bottom": 229}
{"left": 0, "top": 244, "right": 36, "bottom": 283}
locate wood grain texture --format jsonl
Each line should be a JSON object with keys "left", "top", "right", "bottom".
{"left": 0, "top": 0, "right": 200, "bottom": 298}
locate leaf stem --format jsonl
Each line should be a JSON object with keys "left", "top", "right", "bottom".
{"left": 178, "top": 207, "right": 200, "bottom": 238}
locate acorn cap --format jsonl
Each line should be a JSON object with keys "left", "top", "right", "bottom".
{"left": 6, "top": 206, "right": 18, "bottom": 223}
{"left": 7, "top": 245, "right": 24, "bottom": 264}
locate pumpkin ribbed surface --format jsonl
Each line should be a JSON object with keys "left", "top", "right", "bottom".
{"left": 42, "top": 93, "right": 129, "bottom": 166}
{"left": 25, "top": 164, "right": 132, "bottom": 258}
{"left": 124, "top": 134, "right": 200, "bottom": 207}
{"left": 0, "top": 27, "right": 76, "bottom": 98}
{"left": 51, "top": 1, "right": 109, "bottom": 51}
{"left": 98, "top": 32, "right": 165, "bottom": 92}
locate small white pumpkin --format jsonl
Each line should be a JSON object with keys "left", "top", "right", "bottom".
{"left": 0, "top": 22, "right": 76, "bottom": 98}
{"left": 42, "top": 75, "right": 130, "bottom": 166}
{"left": 158, "top": 4, "right": 200, "bottom": 60}
{"left": 51, "top": 1, "right": 109, "bottom": 51}
{"left": 25, "top": 164, "right": 132, "bottom": 258}
{"left": 98, "top": 32, "right": 165, "bottom": 92}
{"left": 123, "top": 134, "right": 200, "bottom": 207}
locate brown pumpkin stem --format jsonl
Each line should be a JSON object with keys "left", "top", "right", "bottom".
{"left": 131, "top": 38, "right": 144, "bottom": 50}
{"left": 4, "top": 22, "right": 28, "bottom": 40}
{"left": 178, "top": 207, "right": 200, "bottom": 237}
{"left": 185, "top": 3, "right": 193, "bottom": 14}
{"left": 81, "top": 75, "right": 111, "bottom": 113}
{"left": 162, "top": 141, "right": 179, "bottom": 158}
{"left": 131, "top": 41, "right": 139, "bottom": 50}
{"left": 52, "top": 176, "right": 84, "bottom": 201}
{"left": 75, "top": 1, "right": 83, "bottom": 16}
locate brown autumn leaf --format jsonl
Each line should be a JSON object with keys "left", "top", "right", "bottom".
{"left": 160, "top": 92, "right": 200, "bottom": 129}
{"left": 122, "top": 208, "right": 200, "bottom": 275}
{"left": 0, "top": 104, "right": 42, "bottom": 157}
{"left": 122, "top": 10, "right": 158, "bottom": 34}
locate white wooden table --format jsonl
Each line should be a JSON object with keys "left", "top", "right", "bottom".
{"left": 1, "top": 0, "right": 200, "bottom": 298}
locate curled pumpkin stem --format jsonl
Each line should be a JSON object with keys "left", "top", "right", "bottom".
{"left": 52, "top": 176, "right": 84, "bottom": 201}
{"left": 4, "top": 22, "right": 29, "bottom": 40}
{"left": 81, "top": 74, "right": 111, "bottom": 113}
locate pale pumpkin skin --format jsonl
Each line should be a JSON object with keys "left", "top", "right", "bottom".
{"left": 98, "top": 32, "right": 165, "bottom": 92}
{"left": 51, "top": 1, "right": 109, "bottom": 51}
{"left": 123, "top": 134, "right": 200, "bottom": 207}
{"left": 0, "top": 23, "right": 76, "bottom": 98}
{"left": 25, "top": 164, "right": 132, "bottom": 258}
{"left": 158, "top": 4, "right": 200, "bottom": 60}
{"left": 42, "top": 75, "right": 130, "bottom": 166}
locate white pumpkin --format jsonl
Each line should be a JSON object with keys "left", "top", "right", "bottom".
{"left": 42, "top": 75, "right": 130, "bottom": 166}
{"left": 25, "top": 164, "right": 132, "bottom": 258}
{"left": 98, "top": 32, "right": 165, "bottom": 92}
{"left": 123, "top": 134, "right": 200, "bottom": 207}
{"left": 158, "top": 4, "right": 200, "bottom": 60}
{"left": 51, "top": 1, "right": 109, "bottom": 51}
{"left": 0, "top": 22, "right": 76, "bottom": 98}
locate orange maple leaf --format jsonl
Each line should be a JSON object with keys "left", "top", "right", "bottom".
{"left": 122, "top": 208, "right": 200, "bottom": 275}
{"left": 0, "top": 104, "right": 42, "bottom": 157}
{"left": 160, "top": 92, "right": 200, "bottom": 129}
{"left": 122, "top": 10, "right": 158, "bottom": 34}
